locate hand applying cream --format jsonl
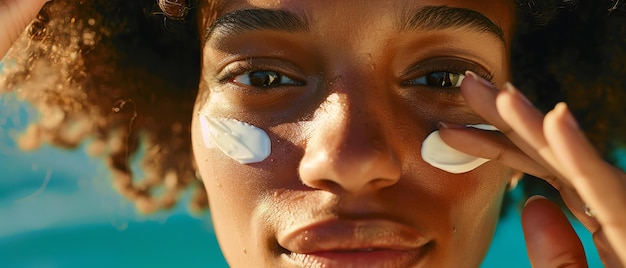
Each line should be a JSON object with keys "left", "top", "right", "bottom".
{"left": 421, "top": 124, "right": 498, "bottom": 173}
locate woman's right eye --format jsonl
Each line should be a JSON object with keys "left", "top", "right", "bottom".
{"left": 232, "top": 70, "right": 304, "bottom": 88}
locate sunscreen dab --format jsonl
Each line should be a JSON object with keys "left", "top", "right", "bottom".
{"left": 199, "top": 115, "right": 271, "bottom": 164}
{"left": 421, "top": 124, "right": 498, "bottom": 173}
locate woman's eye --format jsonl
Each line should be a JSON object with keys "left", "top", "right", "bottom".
{"left": 232, "top": 71, "right": 303, "bottom": 87}
{"left": 405, "top": 72, "right": 466, "bottom": 88}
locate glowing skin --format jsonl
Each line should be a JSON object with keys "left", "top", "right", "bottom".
{"left": 199, "top": 115, "right": 271, "bottom": 164}
{"left": 192, "top": 0, "right": 516, "bottom": 267}
{"left": 422, "top": 124, "right": 498, "bottom": 173}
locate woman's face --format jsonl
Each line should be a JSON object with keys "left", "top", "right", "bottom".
{"left": 192, "top": 0, "right": 515, "bottom": 267}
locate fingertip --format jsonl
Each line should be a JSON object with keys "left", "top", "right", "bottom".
{"left": 464, "top": 70, "right": 495, "bottom": 89}
{"left": 501, "top": 81, "right": 534, "bottom": 107}
{"left": 437, "top": 122, "right": 465, "bottom": 130}
{"left": 551, "top": 102, "right": 581, "bottom": 131}
{"left": 524, "top": 194, "right": 547, "bottom": 207}
{"left": 543, "top": 100, "right": 606, "bottom": 180}
{"left": 522, "top": 195, "right": 564, "bottom": 227}
{"left": 503, "top": 81, "right": 516, "bottom": 93}
{"left": 522, "top": 196, "right": 588, "bottom": 268}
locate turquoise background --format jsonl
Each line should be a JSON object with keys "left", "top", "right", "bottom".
{"left": 0, "top": 91, "right": 611, "bottom": 267}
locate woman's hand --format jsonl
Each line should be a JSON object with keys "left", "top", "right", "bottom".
{"left": 439, "top": 71, "right": 626, "bottom": 267}
{"left": 1, "top": 0, "right": 49, "bottom": 59}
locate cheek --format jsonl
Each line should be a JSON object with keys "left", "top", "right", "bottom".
{"left": 431, "top": 161, "right": 509, "bottom": 228}
{"left": 398, "top": 147, "right": 509, "bottom": 257}
{"left": 191, "top": 114, "right": 279, "bottom": 217}
{"left": 401, "top": 140, "right": 510, "bottom": 215}
{"left": 449, "top": 163, "right": 509, "bottom": 212}
{"left": 191, "top": 115, "right": 259, "bottom": 261}
{"left": 442, "top": 163, "right": 510, "bottom": 262}
{"left": 190, "top": 114, "right": 305, "bottom": 261}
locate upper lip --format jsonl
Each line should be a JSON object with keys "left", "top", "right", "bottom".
{"left": 277, "top": 218, "right": 429, "bottom": 254}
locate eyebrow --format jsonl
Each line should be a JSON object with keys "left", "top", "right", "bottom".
{"left": 204, "top": 9, "right": 309, "bottom": 42}
{"left": 205, "top": 6, "right": 505, "bottom": 44}
{"left": 398, "top": 6, "right": 506, "bottom": 43}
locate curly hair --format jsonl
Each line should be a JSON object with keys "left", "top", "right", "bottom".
{"left": 511, "top": 0, "right": 626, "bottom": 208}
{"left": 1, "top": 0, "right": 625, "bottom": 213}
{"left": 1, "top": 0, "right": 204, "bottom": 213}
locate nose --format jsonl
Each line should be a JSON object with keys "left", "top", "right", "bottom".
{"left": 298, "top": 92, "right": 402, "bottom": 195}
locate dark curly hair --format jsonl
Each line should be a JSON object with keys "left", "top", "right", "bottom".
{"left": 1, "top": 0, "right": 204, "bottom": 213}
{"left": 1, "top": 0, "right": 624, "bottom": 213}
{"left": 511, "top": 0, "right": 626, "bottom": 210}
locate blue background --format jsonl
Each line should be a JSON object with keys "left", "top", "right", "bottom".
{"left": 0, "top": 91, "right": 611, "bottom": 267}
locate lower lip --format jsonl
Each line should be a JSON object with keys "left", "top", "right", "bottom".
{"left": 283, "top": 248, "right": 423, "bottom": 268}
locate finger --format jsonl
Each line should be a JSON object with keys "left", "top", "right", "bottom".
{"left": 494, "top": 83, "right": 567, "bottom": 181}
{"left": 545, "top": 103, "right": 626, "bottom": 222}
{"left": 495, "top": 83, "right": 549, "bottom": 151}
{"left": 438, "top": 126, "right": 554, "bottom": 181}
{"left": 0, "top": 0, "right": 49, "bottom": 59}
{"left": 558, "top": 186, "right": 600, "bottom": 234}
{"left": 460, "top": 73, "right": 566, "bottom": 182}
{"left": 594, "top": 230, "right": 623, "bottom": 268}
{"left": 438, "top": 123, "right": 601, "bottom": 232}
{"left": 522, "top": 196, "right": 588, "bottom": 268}
{"left": 461, "top": 74, "right": 597, "bottom": 226}
{"left": 464, "top": 72, "right": 626, "bottom": 266}
{"left": 544, "top": 103, "right": 626, "bottom": 263}
{"left": 461, "top": 71, "right": 510, "bottom": 128}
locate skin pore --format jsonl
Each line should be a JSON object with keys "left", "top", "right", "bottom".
{"left": 192, "top": 0, "right": 516, "bottom": 267}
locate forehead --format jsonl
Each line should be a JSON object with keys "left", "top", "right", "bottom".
{"left": 200, "top": 0, "right": 515, "bottom": 42}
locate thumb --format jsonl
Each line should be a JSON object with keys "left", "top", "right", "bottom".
{"left": 1, "top": 0, "right": 50, "bottom": 59}
{"left": 522, "top": 195, "right": 588, "bottom": 268}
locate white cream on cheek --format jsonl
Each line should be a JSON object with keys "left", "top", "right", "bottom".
{"left": 199, "top": 114, "right": 271, "bottom": 164}
{"left": 421, "top": 124, "right": 498, "bottom": 174}
{"left": 197, "top": 110, "right": 496, "bottom": 173}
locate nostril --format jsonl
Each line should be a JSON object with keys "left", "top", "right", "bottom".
{"left": 303, "top": 178, "right": 344, "bottom": 193}
{"left": 298, "top": 138, "right": 402, "bottom": 194}
{"left": 297, "top": 96, "right": 402, "bottom": 195}
{"left": 371, "top": 177, "right": 400, "bottom": 189}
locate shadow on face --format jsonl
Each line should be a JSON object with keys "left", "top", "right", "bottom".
{"left": 192, "top": 0, "right": 516, "bottom": 267}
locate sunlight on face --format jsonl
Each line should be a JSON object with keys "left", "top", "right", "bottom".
{"left": 192, "top": 0, "right": 515, "bottom": 267}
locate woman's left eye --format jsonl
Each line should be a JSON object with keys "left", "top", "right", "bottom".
{"left": 232, "top": 70, "right": 303, "bottom": 88}
{"left": 404, "top": 72, "right": 465, "bottom": 88}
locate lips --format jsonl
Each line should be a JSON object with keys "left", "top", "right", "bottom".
{"left": 278, "top": 219, "right": 430, "bottom": 268}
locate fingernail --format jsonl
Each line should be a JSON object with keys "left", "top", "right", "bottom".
{"left": 503, "top": 82, "right": 533, "bottom": 106}
{"left": 555, "top": 102, "right": 580, "bottom": 130}
{"left": 465, "top": 71, "right": 494, "bottom": 89}
{"left": 438, "top": 122, "right": 465, "bottom": 129}
{"left": 524, "top": 195, "right": 547, "bottom": 207}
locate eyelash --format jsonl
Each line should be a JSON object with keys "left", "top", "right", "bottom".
{"left": 215, "top": 59, "right": 495, "bottom": 97}
{"left": 215, "top": 61, "right": 305, "bottom": 89}
{"left": 401, "top": 61, "right": 494, "bottom": 96}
